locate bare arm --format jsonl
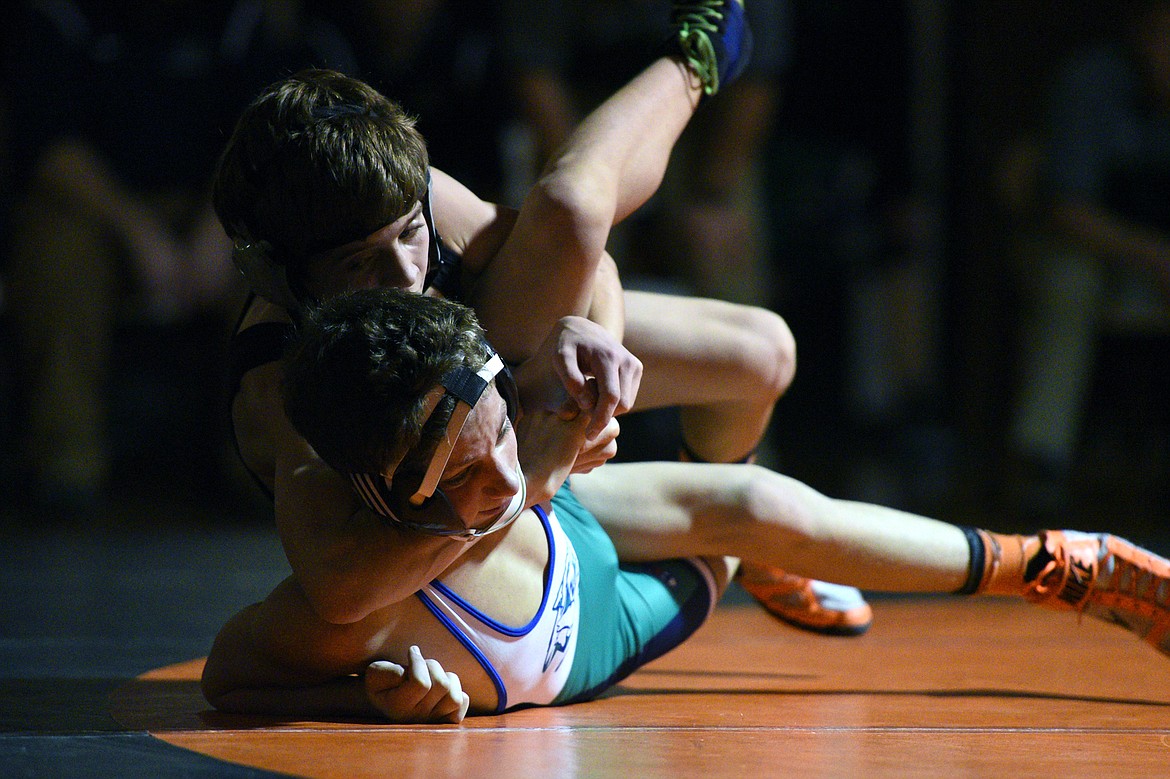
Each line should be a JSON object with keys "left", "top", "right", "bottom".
{"left": 202, "top": 581, "right": 469, "bottom": 723}
{"left": 587, "top": 252, "right": 626, "bottom": 341}
{"left": 201, "top": 601, "right": 378, "bottom": 719}
{"left": 273, "top": 415, "right": 470, "bottom": 625}
{"left": 237, "top": 359, "right": 469, "bottom": 625}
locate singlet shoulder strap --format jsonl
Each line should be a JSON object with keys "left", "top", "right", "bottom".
{"left": 227, "top": 319, "right": 295, "bottom": 399}
{"left": 421, "top": 169, "right": 465, "bottom": 302}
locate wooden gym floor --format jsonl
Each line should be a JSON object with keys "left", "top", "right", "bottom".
{"left": 2, "top": 497, "right": 1168, "bottom": 778}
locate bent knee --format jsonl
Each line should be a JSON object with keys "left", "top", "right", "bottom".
{"left": 729, "top": 307, "right": 797, "bottom": 402}
{"left": 727, "top": 463, "right": 820, "bottom": 542}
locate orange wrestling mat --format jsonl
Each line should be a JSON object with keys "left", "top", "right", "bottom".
{"left": 109, "top": 597, "right": 1170, "bottom": 778}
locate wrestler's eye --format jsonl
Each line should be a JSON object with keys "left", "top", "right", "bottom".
{"left": 401, "top": 220, "right": 424, "bottom": 241}
{"left": 442, "top": 468, "right": 471, "bottom": 489}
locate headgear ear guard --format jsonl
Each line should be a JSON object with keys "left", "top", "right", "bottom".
{"left": 232, "top": 239, "right": 304, "bottom": 311}
{"left": 348, "top": 348, "right": 524, "bottom": 541}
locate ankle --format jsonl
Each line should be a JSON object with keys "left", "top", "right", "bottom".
{"left": 967, "top": 529, "right": 1045, "bottom": 596}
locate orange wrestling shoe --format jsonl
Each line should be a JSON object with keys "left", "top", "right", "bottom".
{"left": 738, "top": 563, "right": 873, "bottom": 636}
{"left": 1024, "top": 530, "right": 1170, "bottom": 657}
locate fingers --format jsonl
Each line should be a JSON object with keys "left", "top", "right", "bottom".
{"left": 365, "top": 659, "right": 407, "bottom": 692}
{"left": 364, "top": 648, "right": 471, "bottom": 724}
{"left": 551, "top": 317, "right": 643, "bottom": 422}
{"left": 586, "top": 353, "right": 640, "bottom": 438}
{"left": 428, "top": 669, "right": 470, "bottom": 723}
{"left": 572, "top": 417, "right": 620, "bottom": 474}
{"left": 588, "top": 367, "right": 620, "bottom": 437}
{"left": 555, "top": 345, "right": 593, "bottom": 413}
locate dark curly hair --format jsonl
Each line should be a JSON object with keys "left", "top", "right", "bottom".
{"left": 282, "top": 288, "right": 491, "bottom": 477}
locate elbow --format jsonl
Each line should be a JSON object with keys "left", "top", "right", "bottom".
{"left": 300, "top": 580, "right": 378, "bottom": 626}
{"left": 525, "top": 166, "right": 614, "bottom": 264}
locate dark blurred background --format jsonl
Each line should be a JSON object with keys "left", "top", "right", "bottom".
{"left": 0, "top": 0, "right": 1166, "bottom": 551}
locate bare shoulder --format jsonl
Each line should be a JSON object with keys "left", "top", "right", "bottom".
{"left": 428, "top": 167, "right": 516, "bottom": 274}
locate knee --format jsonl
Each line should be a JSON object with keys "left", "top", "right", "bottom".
{"left": 733, "top": 307, "right": 797, "bottom": 404}
{"left": 721, "top": 463, "right": 818, "bottom": 543}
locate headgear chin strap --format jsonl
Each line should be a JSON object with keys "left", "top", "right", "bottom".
{"left": 348, "top": 349, "right": 523, "bottom": 540}
{"left": 349, "top": 465, "right": 526, "bottom": 542}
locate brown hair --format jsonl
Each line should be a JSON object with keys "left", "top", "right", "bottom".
{"left": 213, "top": 69, "right": 429, "bottom": 294}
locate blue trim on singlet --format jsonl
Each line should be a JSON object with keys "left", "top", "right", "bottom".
{"left": 413, "top": 503, "right": 557, "bottom": 714}
{"left": 415, "top": 592, "right": 507, "bottom": 710}
{"left": 426, "top": 506, "right": 556, "bottom": 637}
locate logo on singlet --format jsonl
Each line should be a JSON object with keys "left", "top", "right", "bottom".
{"left": 543, "top": 548, "right": 579, "bottom": 672}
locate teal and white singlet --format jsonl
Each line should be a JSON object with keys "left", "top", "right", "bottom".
{"left": 417, "top": 486, "right": 718, "bottom": 713}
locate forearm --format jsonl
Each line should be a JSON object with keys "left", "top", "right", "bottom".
{"left": 276, "top": 460, "right": 468, "bottom": 624}
{"left": 587, "top": 253, "right": 625, "bottom": 340}
{"left": 209, "top": 675, "right": 378, "bottom": 719}
{"left": 282, "top": 506, "right": 467, "bottom": 625}
{"left": 203, "top": 597, "right": 382, "bottom": 720}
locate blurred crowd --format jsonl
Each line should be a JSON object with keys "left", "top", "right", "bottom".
{"left": 0, "top": 0, "right": 1167, "bottom": 535}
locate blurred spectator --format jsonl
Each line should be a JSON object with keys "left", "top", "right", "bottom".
{"left": 499, "top": 0, "right": 790, "bottom": 306}
{"left": 764, "top": 1, "right": 951, "bottom": 506}
{"left": 2, "top": 0, "right": 353, "bottom": 517}
{"left": 324, "top": 0, "right": 511, "bottom": 200}
{"left": 1009, "top": 0, "right": 1170, "bottom": 515}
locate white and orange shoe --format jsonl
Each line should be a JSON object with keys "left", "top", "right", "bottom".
{"left": 1022, "top": 530, "right": 1170, "bottom": 657}
{"left": 738, "top": 563, "right": 873, "bottom": 636}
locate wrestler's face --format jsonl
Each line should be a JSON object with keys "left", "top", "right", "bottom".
{"left": 304, "top": 202, "right": 430, "bottom": 300}
{"left": 435, "top": 386, "right": 523, "bottom": 531}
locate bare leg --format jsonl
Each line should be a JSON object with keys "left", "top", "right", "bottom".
{"left": 473, "top": 58, "right": 703, "bottom": 358}
{"left": 570, "top": 462, "right": 970, "bottom": 593}
{"left": 572, "top": 461, "right": 1170, "bottom": 658}
{"left": 623, "top": 290, "right": 794, "bottom": 462}
{"left": 621, "top": 291, "right": 873, "bottom": 634}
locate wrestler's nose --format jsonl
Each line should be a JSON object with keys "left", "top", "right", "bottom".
{"left": 484, "top": 452, "right": 520, "bottom": 499}
{"left": 377, "top": 249, "right": 422, "bottom": 291}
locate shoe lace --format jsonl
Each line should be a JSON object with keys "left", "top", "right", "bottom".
{"left": 1095, "top": 544, "right": 1170, "bottom": 622}
{"left": 1022, "top": 557, "right": 1070, "bottom": 603}
{"left": 674, "top": 2, "right": 726, "bottom": 95}
{"left": 1022, "top": 535, "right": 1097, "bottom": 611}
